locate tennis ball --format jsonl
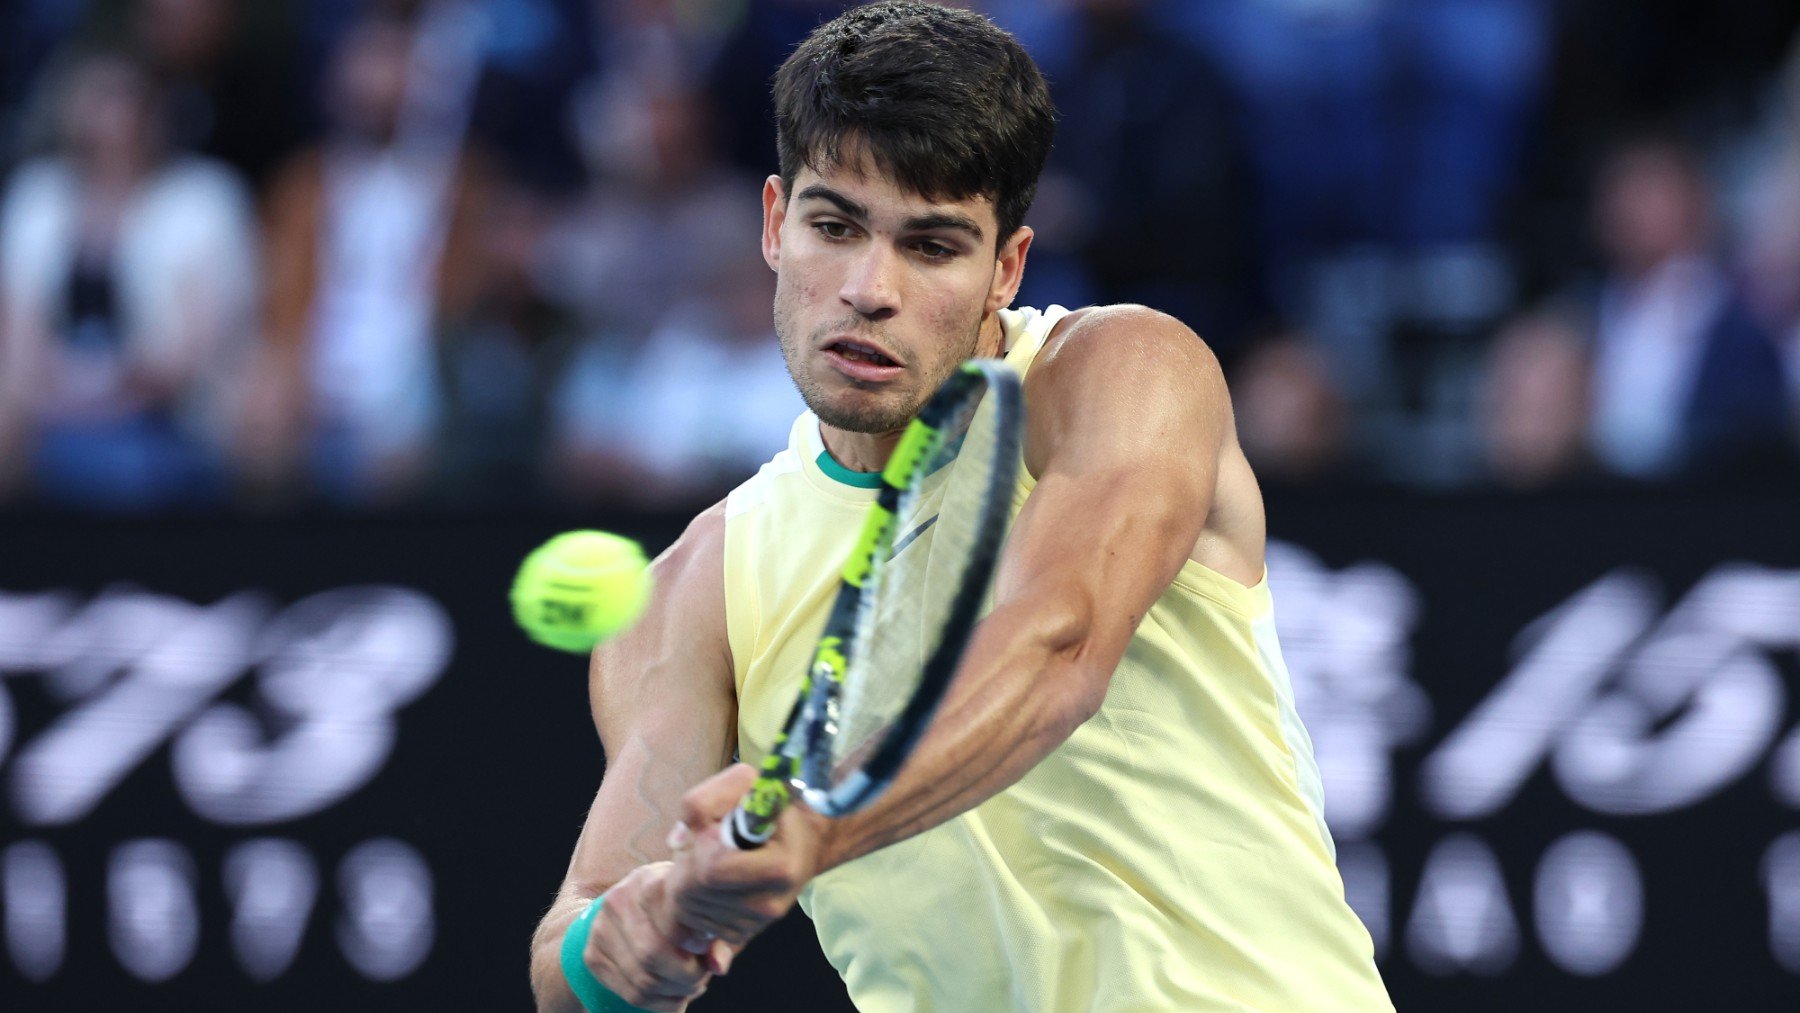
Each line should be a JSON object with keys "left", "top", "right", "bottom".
{"left": 511, "top": 530, "right": 652, "bottom": 654}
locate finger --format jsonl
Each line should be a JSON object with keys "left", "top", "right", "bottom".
{"left": 590, "top": 916, "right": 703, "bottom": 1007}
{"left": 680, "top": 762, "right": 760, "bottom": 828}
{"left": 678, "top": 924, "right": 714, "bottom": 955}
{"left": 682, "top": 832, "right": 807, "bottom": 895}
{"left": 619, "top": 883, "right": 711, "bottom": 996}
{"left": 666, "top": 870, "right": 759, "bottom": 930}
{"left": 671, "top": 906, "right": 752, "bottom": 947}
{"left": 666, "top": 853, "right": 762, "bottom": 939}
{"left": 671, "top": 890, "right": 776, "bottom": 946}
{"left": 587, "top": 918, "right": 696, "bottom": 1009}
{"left": 645, "top": 869, "right": 704, "bottom": 945}
{"left": 705, "top": 937, "right": 737, "bottom": 977}
{"left": 671, "top": 899, "right": 755, "bottom": 948}
{"left": 638, "top": 948, "right": 708, "bottom": 997}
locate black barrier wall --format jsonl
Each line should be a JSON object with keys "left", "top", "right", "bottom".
{"left": 2, "top": 492, "right": 1798, "bottom": 1011}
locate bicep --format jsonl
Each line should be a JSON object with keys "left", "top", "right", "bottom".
{"left": 562, "top": 505, "right": 736, "bottom": 896}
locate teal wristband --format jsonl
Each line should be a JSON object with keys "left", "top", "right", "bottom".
{"left": 560, "top": 895, "right": 652, "bottom": 1012}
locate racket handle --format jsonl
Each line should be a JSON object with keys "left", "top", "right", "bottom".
{"left": 728, "top": 736, "right": 797, "bottom": 849}
{"left": 722, "top": 802, "right": 776, "bottom": 850}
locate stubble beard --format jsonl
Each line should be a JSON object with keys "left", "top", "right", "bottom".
{"left": 775, "top": 303, "right": 984, "bottom": 435}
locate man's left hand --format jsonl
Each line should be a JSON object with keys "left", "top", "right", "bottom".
{"left": 665, "top": 763, "right": 832, "bottom": 949}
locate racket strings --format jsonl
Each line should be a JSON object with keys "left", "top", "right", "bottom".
{"left": 834, "top": 384, "right": 1001, "bottom": 777}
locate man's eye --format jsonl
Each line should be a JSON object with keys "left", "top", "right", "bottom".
{"left": 915, "top": 241, "right": 954, "bottom": 260}
{"left": 815, "top": 221, "right": 852, "bottom": 240}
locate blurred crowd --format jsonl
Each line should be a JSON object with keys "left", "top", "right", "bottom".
{"left": 0, "top": 0, "right": 1797, "bottom": 514}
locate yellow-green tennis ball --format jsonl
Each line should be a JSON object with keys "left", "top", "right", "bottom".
{"left": 511, "top": 530, "right": 652, "bottom": 654}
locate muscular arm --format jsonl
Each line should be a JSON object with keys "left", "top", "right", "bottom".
{"left": 816, "top": 305, "right": 1230, "bottom": 867}
{"left": 670, "top": 305, "right": 1239, "bottom": 935}
{"left": 529, "top": 503, "right": 736, "bottom": 1011}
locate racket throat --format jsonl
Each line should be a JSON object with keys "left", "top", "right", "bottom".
{"left": 805, "top": 768, "right": 874, "bottom": 817}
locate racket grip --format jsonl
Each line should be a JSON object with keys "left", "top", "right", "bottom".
{"left": 723, "top": 804, "right": 774, "bottom": 850}
{"left": 725, "top": 760, "right": 792, "bottom": 850}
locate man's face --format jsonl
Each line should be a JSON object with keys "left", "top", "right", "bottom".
{"left": 763, "top": 154, "right": 1030, "bottom": 435}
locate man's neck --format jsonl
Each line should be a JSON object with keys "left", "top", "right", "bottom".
{"left": 818, "top": 421, "right": 906, "bottom": 475}
{"left": 818, "top": 311, "right": 1008, "bottom": 473}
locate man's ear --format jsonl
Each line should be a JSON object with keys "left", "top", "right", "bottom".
{"left": 762, "top": 175, "right": 786, "bottom": 272}
{"left": 986, "top": 225, "right": 1033, "bottom": 315}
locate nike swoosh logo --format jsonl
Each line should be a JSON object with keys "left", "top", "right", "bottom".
{"left": 890, "top": 515, "right": 938, "bottom": 559}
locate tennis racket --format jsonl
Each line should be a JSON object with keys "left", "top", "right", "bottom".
{"left": 724, "top": 358, "right": 1024, "bottom": 849}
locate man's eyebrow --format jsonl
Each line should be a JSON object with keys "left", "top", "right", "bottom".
{"left": 903, "top": 211, "right": 984, "bottom": 243}
{"left": 795, "top": 184, "right": 869, "bottom": 222}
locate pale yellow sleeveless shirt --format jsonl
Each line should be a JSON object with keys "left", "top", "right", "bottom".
{"left": 723, "top": 306, "right": 1392, "bottom": 1012}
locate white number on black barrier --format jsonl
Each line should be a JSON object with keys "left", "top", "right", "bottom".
{"left": 1764, "top": 832, "right": 1800, "bottom": 974}
{"left": 337, "top": 838, "right": 433, "bottom": 981}
{"left": 225, "top": 839, "right": 319, "bottom": 982}
{"left": 4, "top": 840, "right": 64, "bottom": 982}
{"left": 1421, "top": 573, "right": 1653, "bottom": 821}
{"left": 1533, "top": 831, "right": 1641, "bottom": 976}
{"left": 10, "top": 593, "right": 263, "bottom": 825}
{"left": 1405, "top": 834, "right": 1520, "bottom": 976}
{"left": 109, "top": 839, "right": 200, "bottom": 982}
{"left": 173, "top": 588, "right": 452, "bottom": 825}
{"left": 1266, "top": 542, "right": 1429, "bottom": 841}
{"left": 1552, "top": 566, "right": 1796, "bottom": 815}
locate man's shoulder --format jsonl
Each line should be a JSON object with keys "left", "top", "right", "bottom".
{"left": 1020, "top": 303, "right": 1230, "bottom": 478}
{"left": 1039, "top": 302, "right": 1207, "bottom": 349}
{"left": 1027, "top": 303, "right": 1219, "bottom": 400}
{"left": 653, "top": 500, "right": 729, "bottom": 594}
{"left": 722, "top": 437, "right": 809, "bottom": 523}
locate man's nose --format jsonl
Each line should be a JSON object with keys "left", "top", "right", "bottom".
{"left": 840, "top": 244, "right": 901, "bottom": 320}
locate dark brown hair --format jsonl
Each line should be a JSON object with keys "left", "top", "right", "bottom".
{"left": 772, "top": 1, "right": 1056, "bottom": 244}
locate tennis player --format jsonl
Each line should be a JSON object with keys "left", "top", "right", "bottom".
{"left": 531, "top": 3, "right": 1393, "bottom": 1010}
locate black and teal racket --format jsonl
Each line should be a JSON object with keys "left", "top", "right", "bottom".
{"left": 725, "top": 358, "right": 1024, "bottom": 848}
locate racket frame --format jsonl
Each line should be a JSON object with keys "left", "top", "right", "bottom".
{"left": 725, "top": 359, "right": 1023, "bottom": 848}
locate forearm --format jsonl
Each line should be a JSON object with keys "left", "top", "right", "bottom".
{"left": 532, "top": 740, "right": 707, "bottom": 1012}
{"left": 818, "top": 596, "right": 1103, "bottom": 870}
{"left": 530, "top": 738, "right": 711, "bottom": 1012}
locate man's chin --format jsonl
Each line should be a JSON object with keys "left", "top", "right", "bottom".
{"left": 807, "top": 389, "right": 916, "bottom": 435}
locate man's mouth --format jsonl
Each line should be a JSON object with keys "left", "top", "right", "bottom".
{"left": 823, "top": 338, "right": 901, "bottom": 368}
{"left": 822, "top": 338, "right": 905, "bottom": 382}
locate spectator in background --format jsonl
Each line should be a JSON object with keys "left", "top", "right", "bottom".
{"left": 1587, "top": 134, "right": 1790, "bottom": 481}
{"left": 131, "top": 0, "right": 303, "bottom": 186}
{"left": 705, "top": 0, "right": 848, "bottom": 176}
{"left": 1477, "top": 307, "right": 1593, "bottom": 489}
{"left": 550, "top": 217, "right": 800, "bottom": 509}
{"left": 0, "top": 47, "right": 259, "bottom": 509}
{"left": 541, "top": 44, "right": 791, "bottom": 510}
{"left": 431, "top": 182, "right": 579, "bottom": 508}
{"left": 1157, "top": 0, "right": 1548, "bottom": 402}
{"left": 1230, "top": 330, "right": 1351, "bottom": 485}
{"left": 1739, "top": 29, "right": 1800, "bottom": 416}
{"left": 1010, "top": 0, "right": 1259, "bottom": 353}
{"left": 254, "top": 9, "right": 492, "bottom": 506}
{"left": 1, "top": 0, "right": 87, "bottom": 172}
{"left": 540, "top": 74, "right": 750, "bottom": 347}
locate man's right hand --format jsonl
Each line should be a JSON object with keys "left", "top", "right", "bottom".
{"left": 581, "top": 862, "right": 732, "bottom": 1012}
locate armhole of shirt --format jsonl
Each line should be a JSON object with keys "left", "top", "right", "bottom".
{"left": 722, "top": 486, "right": 761, "bottom": 705}
{"left": 1003, "top": 303, "right": 1072, "bottom": 499}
